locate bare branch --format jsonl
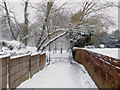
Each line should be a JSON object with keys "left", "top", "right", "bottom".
{"left": 36, "top": 0, "right": 55, "bottom": 47}
{"left": 53, "top": 0, "right": 70, "bottom": 13}
{"left": 29, "top": 2, "right": 43, "bottom": 12}
{"left": 0, "top": 4, "right": 5, "bottom": 9}
{"left": 2, "top": 0, "right": 16, "bottom": 40}
{"left": 37, "top": 29, "right": 65, "bottom": 51}
{"left": 40, "top": 31, "right": 67, "bottom": 52}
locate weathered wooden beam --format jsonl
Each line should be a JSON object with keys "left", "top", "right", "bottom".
{"left": 0, "top": 55, "right": 10, "bottom": 89}
{"left": 0, "top": 20, "right": 2, "bottom": 50}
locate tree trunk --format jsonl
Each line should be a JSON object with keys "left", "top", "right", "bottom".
{"left": 3, "top": 1, "right": 16, "bottom": 40}
{"left": 36, "top": 0, "right": 55, "bottom": 48}
{"left": 23, "top": 0, "right": 29, "bottom": 46}
{"left": 0, "top": 20, "right": 2, "bottom": 49}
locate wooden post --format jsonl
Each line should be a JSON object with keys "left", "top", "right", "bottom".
{"left": 0, "top": 20, "right": 2, "bottom": 50}
{"left": 0, "top": 56, "right": 10, "bottom": 89}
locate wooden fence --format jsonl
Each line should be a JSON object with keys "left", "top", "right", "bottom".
{"left": 9, "top": 55, "right": 30, "bottom": 88}
{"left": 40, "top": 53, "right": 46, "bottom": 70}
{"left": 0, "top": 56, "right": 10, "bottom": 89}
{"left": 30, "top": 54, "right": 40, "bottom": 78}
{"left": 75, "top": 49, "right": 120, "bottom": 88}
{"left": 0, "top": 53, "right": 46, "bottom": 89}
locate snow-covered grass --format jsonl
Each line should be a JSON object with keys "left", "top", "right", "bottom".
{"left": 17, "top": 51, "right": 97, "bottom": 88}
{"left": 86, "top": 48, "right": 119, "bottom": 59}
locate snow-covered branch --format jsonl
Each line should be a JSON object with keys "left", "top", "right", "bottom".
{"left": 37, "top": 29, "right": 65, "bottom": 51}
{"left": 29, "top": 2, "right": 43, "bottom": 12}
{"left": 40, "top": 31, "right": 67, "bottom": 52}
{"left": 36, "top": 0, "right": 55, "bottom": 47}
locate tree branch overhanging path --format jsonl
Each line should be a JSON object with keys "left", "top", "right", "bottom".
{"left": 36, "top": 0, "right": 69, "bottom": 52}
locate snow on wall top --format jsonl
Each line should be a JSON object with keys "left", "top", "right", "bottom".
{"left": 85, "top": 48, "right": 119, "bottom": 59}
{"left": 10, "top": 53, "right": 31, "bottom": 59}
{"left": 74, "top": 47, "right": 119, "bottom": 59}
{"left": 0, "top": 54, "right": 10, "bottom": 59}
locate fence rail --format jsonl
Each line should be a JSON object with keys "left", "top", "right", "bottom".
{"left": 75, "top": 49, "right": 120, "bottom": 88}
{"left": 0, "top": 53, "right": 46, "bottom": 89}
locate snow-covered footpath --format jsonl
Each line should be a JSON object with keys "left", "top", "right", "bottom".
{"left": 0, "top": 40, "right": 118, "bottom": 88}
{"left": 17, "top": 51, "right": 97, "bottom": 88}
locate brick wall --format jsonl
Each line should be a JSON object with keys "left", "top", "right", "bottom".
{"left": 75, "top": 49, "right": 120, "bottom": 88}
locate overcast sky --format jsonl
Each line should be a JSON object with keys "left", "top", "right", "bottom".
{"left": 0, "top": 0, "right": 119, "bottom": 32}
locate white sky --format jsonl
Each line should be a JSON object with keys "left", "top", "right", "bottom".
{"left": 2, "top": 0, "right": 119, "bottom": 2}
{"left": 0, "top": 0, "right": 119, "bottom": 32}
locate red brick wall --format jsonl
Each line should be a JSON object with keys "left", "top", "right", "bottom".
{"left": 75, "top": 49, "right": 120, "bottom": 88}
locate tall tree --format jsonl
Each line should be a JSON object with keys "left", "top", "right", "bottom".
{"left": 23, "top": 0, "right": 29, "bottom": 46}
{"left": 2, "top": 0, "right": 16, "bottom": 40}
{"left": 36, "top": 0, "right": 55, "bottom": 49}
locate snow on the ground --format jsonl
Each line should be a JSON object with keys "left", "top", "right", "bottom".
{"left": 86, "top": 48, "right": 119, "bottom": 59}
{"left": 17, "top": 51, "right": 97, "bottom": 88}
{"left": 46, "top": 50, "right": 69, "bottom": 58}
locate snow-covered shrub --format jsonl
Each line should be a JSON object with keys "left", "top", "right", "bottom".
{"left": 0, "top": 40, "right": 37, "bottom": 57}
{"left": 93, "top": 29, "right": 120, "bottom": 48}
{"left": 66, "top": 27, "right": 95, "bottom": 48}
{"left": 100, "top": 44, "right": 105, "bottom": 48}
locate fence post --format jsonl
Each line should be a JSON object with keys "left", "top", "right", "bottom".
{"left": 0, "top": 20, "right": 2, "bottom": 50}
{"left": 0, "top": 55, "right": 10, "bottom": 89}
{"left": 40, "top": 53, "right": 46, "bottom": 70}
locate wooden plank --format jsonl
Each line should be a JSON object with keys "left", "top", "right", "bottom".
{"left": 2, "top": 67, "right": 7, "bottom": 76}
{"left": 10, "top": 72, "right": 29, "bottom": 88}
{"left": 9, "top": 55, "right": 30, "bottom": 88}
{"left": 10, "top": 65, "right": 20, "bottom": 75}
{"left": 30, "top": 64, "right": 39, "bottom": 78}
{"left": 10, "top": 59, "right": 20, "bottom": 67}
{"left": 0, "top": 77, "right": 2, "bottom": 89}
{"left": 0, "top": 57, "right": 9, "bottom": 89}
{"left": 40, "top": 53, "right": 46, "bottom": 69}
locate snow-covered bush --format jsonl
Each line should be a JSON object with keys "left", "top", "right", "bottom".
{"left": 93, "top": 29, "right": 120, "bottom": 48}
{"left": 0, "top": 40, "right": 37, "bottom": 57}
{"left": 100, "top": 44, "right": 105, "bottom": 48}
{"left": 66, "top": 27, "right": 95, "bottom": 49}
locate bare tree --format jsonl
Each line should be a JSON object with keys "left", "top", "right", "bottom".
{"left": 70, "top": 2, "right": 116, "bottom": 30}
{"left": 1, "top": 0, "right": 16, "bottom": 40}
{"left": 22, "top": 0, "right": 29, "bottom": 46}
{"left": 36, "top": 0, "right": 55, "bottom": 48}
